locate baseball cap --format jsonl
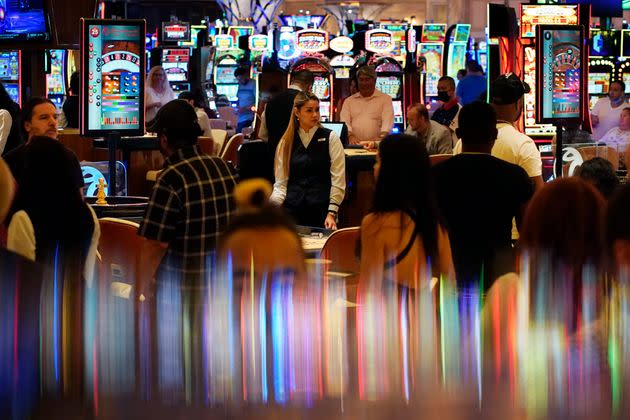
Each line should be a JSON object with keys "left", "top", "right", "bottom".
{"left": 490, "top": 73, "right": 531, "bottom": 105}
{"left": 146, "top": 99, "right": 202, "bottom": 135}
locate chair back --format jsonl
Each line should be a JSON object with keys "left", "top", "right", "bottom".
{"left": 217, "top": 106, "right": 238, "bottom": 130}
{"left": 209, "top": 119, "right": 228, "bottom": 130}
{"left": 430, "top": 154, "right": 453, "bottom": 166}
{"left": 220, "top": 133, "right": 245, "bottom": 168}
{"left": 319, "top": 227, "right": 361, "bottom": 280}
{"left": 211, "top": 129, "right": 228, "bottom": 154}
{"left": 197, "top": 136, "right": 215, "bottom": 156}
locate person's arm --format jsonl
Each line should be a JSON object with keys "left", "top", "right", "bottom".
{"left": 518, "top": 140, "right": 544, "bottom": 190}
{"left": 436, "top": 128, "right": 454, "bottom": 154}
{"left": 326, "top": 132, "right": 346, "bottom": 230}
{"left": 0, "top": 110, "right": 11, "bottom": 155}
{"left": 258, "top": 110, "right": 269, "bottom": 141}
{"left": 591, "top": 100, "right": 601, "bottom": 127}
{"left": 380, "top": 96, "right": 394, "bottom": 137}
{"left": 7, "top": 211, "right": 36, "bottom": 261}
{"left": 269, "top": 141, "right": 288, "bottom": 205}
{"left": 340, "top": 98, "right": 359, "bottom": 144}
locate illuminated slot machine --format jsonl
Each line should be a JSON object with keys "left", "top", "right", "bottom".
{"left": 617, "top": 29, "right": 630, "bottom": 103}
{"left": 417, "top": 24, "right": 446, "bottom": 103}
{"left": 520, "top": 4, "right": 580, "bottom": 139}
{"left": 476, "top": 42, "right": 487, "bottom": 74}
{"left": 46, "top": 49, "right": 68, "bottom": 109}
{"left": 588, "top": 58, "right": 614, "bottom": 111}
{"left": 291, "top": 30, "right": 333, "bottom": 121}
{"left": 161, "top": 48, "right": 191, "bottom": 92}
{"left": 178, "top": 24, "right": 207, "bottom": 48}
{"left": 278, "top": 14, "right": 325, "bottom": 31}
{"left": 380, "top": 23, "right": 408, "bottom": 67}
{"left": 444, "top": 24, "right": 470, "bottom": 86}
{"left": 249, "top": 34, "right": 271, "bottom": 79}
{"left": 213, "top": 33, "right": 242, "bottom": 106}
{"left": 374, "top": 58, "right": 405, "bottom": 133}
{"left": 0, "top": 51, "right": 21, "bottom": 106}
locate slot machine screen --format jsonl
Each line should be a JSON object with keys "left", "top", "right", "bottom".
{"left": 588, "top": 73, "right": 610, "bottom": 95}
{"left": 447, "top": 43, "right": 467, "bottom": 83}
{"left": 334, "top": 67, "right": 350, "bottom": 79}
{"left": 590, "top": 29, "right": 620, "bottom": 57}
{"left": 312, "top": 76, "right": 330, "bottom": 100}
{"left": 216, "top": 84, "right": 238, "bottom": 102}
{"left": 419, "top": 43, "right": 443, "bottom": 96}
{"left": 4, "top": 83, "right": 19, "bottom": 104}
{"left": 81, "top": 19, "right": 145, "bottom": 136}
{"left": 216, "top": 65, "right": 239, "bottom": 84}
{"left": 0, "top": 0, "right": 51, "bottom": 42}
{"left": 624, "top": 73, "right": 630, "bottom": 93}
{"left": 162, "top": 48, "right": 190, "bottom": 82}
{"left": 162, "top": 22, "right": 190, "bottom": 43}
{"left": 319, "top": 101, "right": 331, "bottom": 120}
{"left": 376, "top": 76, "right": 402, "bottom": 99}
{"left": 537, "top": 26, "right": 583, "bottom": 123}
{"left": 0, "top": 51, "right": 19, "bottom": 80}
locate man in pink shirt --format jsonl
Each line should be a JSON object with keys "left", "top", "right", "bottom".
{"left": 340, "top": 66, "right": 394, "bottom": 148}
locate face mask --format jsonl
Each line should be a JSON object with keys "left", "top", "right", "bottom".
{"left": 437, "top": 91, "right": 450, "bottom": 102}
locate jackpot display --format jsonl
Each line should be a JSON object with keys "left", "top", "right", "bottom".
{"left": 81, "top": 19, "right": 145, "bottom": 136}
{"left": 537, "top": 26, "right": 583, "bottom": 123}
{"left": 162, "top": 48, "right": 190, "bottom": 82}
{"left": 162, "top": 22, "right": 190, "bottom": 43}
{"left": 520, "top": 5, "right": 578, "bottom": 38}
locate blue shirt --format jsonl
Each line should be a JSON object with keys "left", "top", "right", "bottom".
{"left": 237, "top": 79, "right": 256, "bottom": 123}
{"left": 456, "top": 74, "right": 487, "bottom": 105}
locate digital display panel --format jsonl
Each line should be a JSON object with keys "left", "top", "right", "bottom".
{"left": 537, "top": 26, "right": 583, "bottom": 123}
{"left": 624, "top": 73, "right": 630, "bottom": 93}
{"left": 590, "top": 29, "right": 620, "bottom": 57}
{"left": 312, "top": 76, "right": 330, "bottom": 100}
{"left": 622, "top": 30, "right": 630, "bottom": 57}
{"left": 447, "top": 42, "right": 467, "bottom": 82}
{"left": 0, "top": 51, "right": 20, "bottom": 80}
{"left": 523, "top": 46, "right": 538, "bottom": 129}
{"left": 162, "top": 48, "right": 190, "bottom": 82}
{"left": 421, "top": 24, "right": 446, "bottom": 43}
{"left": 334, "top": 67, "right": 349, "bottom": 79}
{"left": 453, "top": 24, "right": 471, "bottom": 43}
{"left": 279, "top": 15, "right": 325, "bottom": 29}
{"left": 296, "top": 29, "right": 329, "bottom": 53}
{"left": 392, "top": 101, "right": 403, "bottom": 124}
{"left": 277, "top": 30, "right": 298, "bottom": 60}
{"left": 520, "top": 5, "right": 578, "bottom": 38}
{"left": 215, "top": 65, "right": 238, "bottom": 85}
{"left": 365, "top": 29, "right": 394, "bottom": 53}
{"left": 81, "top": 19, "right": 145, "bottom": 136}
{"left": 419, "top": 43, "right": 443, "bottom": 96}
{"left": 588, "top": 73, "right": 610, "bottom": 95}
{"left": 0, "top": 0, "right": 51, "bottom": 42}
{"left": 4, "top": 82, "right": 19, "bottom": 104}
{"left": 228, "top": 26, "right": 253, "bottom": 44}
{"left": 162, "top": 22, "right": 190, "bottom": 42}
{"left": 319, "top": 101, "right": 331, "bottom": 121}
{"left": 216, "top": 84, "right": 238, "bottom": 102}
{"left": 178, "top": 25, "right": 206, "bottom": 47}
{"left": 376, "top": 76, "right": 402, "bottom": 99}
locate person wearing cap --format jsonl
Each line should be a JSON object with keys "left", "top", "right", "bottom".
{"left": 456, "top": 60, "right": 487, "bottom": 106}
{"left": 139, "top": 99, "right": 237, "bottom": 282}
{"left": 178, "top": 90, "right": 213, "bottom": 138}
{"left": 433, "top": 102, "right": 533, "bottom": 290}
{"left": 591, "top": 80, "right": 629, "bottom": 141}
{"left": 340, "top": 65, "right": 394, "bottom": 148}
{"left": 454, "top": 73, "right": 544, "bottom": 191}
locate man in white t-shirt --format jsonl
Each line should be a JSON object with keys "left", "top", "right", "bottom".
{"left": 591, "top": 80, "right": 629, "bottom": 140}
{"left": 454, "top": 73, "right": 543, "bottom": 191}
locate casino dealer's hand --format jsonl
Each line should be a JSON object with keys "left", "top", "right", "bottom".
{"left": 325, "top": 213, "right": 337, "bottom": 230}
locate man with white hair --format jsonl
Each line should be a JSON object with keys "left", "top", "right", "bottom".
{"left": 340, "top": 65, "right": 394, "bottom": 148}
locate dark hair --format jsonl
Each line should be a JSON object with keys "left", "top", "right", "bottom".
{"left": 466, "top": 59, "right": 483, "bottom": 73}
{"left": 69, "top": 72, "right": 80, "bottom": 95}
{"left": 22, "top": 97, "right": 55, "bottom": 127}
{"left": 373, "top": 134, "right": 440, "bottom": 263}
{"left": 409, "top": 103, "right": 429, "bottom": 120}
{"left": 438, "top": 76, "right": 455, "bottom": 90}
{"left": 606, "top": 184, "right": 630, "bottom": 257}
{"left": 457, "top": 69, "right": 467, "bottom": 78}
{"left": 575, "top": 157, "right": 619, "bottom": 199}
{"left": 611, "top": 79, "right": 626, "bottom": 92}
{"left": 178, "top": 91, "right": 195, "bottom": 101}
{"left": 457, "top": 101, "right": 498, "bottom": 146}
{"left": 291, "top": 69, "right": 315, "bottom": 87}
{"left": 11, "top": 136, "right": 94, "bottom": 264}
{"left": 234, "top": 67, "right": 249, "bottom": 77}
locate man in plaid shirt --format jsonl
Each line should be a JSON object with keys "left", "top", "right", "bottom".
{"left": 139, "top": 99, "right": 237, "bottom": 284}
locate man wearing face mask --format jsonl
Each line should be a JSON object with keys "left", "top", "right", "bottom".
{"left": 431, "top": 76, "right": 462, "bottom": 134}
{"left": 454, "top": 73, "right": 544, "bottom": 191}
{"left": 591, "top": 80, "right": 629, "bottom": 141}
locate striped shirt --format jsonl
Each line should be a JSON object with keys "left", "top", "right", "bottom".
{"left": 139, "top": 145, "right": 237, "bottom": 278}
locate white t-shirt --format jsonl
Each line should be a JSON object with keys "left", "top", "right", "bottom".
{"left": 145, "top": 86, "right": 176, "bottom": 121}
{"left": 600, "top": 126, "right": 630, "bottom": 152}
{"left": 454, "top": 123, "right": 542, "bottom": 178}
{"left": 0, "top": 109, "right": 12, "bottom": 155}
{"left": 591, "top": 97, "right": 629, "bottom": 141}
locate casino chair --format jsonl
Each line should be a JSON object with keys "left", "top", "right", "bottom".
{"left": 237, "top": 139, "right": 271, "bottom": 181}
{"left": 94, "top": 217, "right": 163, "bottom": 394}
{"left": 220, "top": 133, "right": 244, "bottom": 168}
{"left": 209, "top": 119, "right": 228, "bottom": 130}
{"left": 197, "top": 136, "right": 215, "bottom": 156}
{"left": 217, "top": 106, "right": 238, "bottom": 130}
{"left": 429, "top": 154, "right": 453, "bottom": 166}
{"left": 319, "top": 226, "right": 361, "bottom": 282}
{"left": 211, "top": 129, "right": 228, "bottom": 154}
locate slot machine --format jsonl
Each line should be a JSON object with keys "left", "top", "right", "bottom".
{"left": 616, "top": 29, "right": 630, "bottom": 101}
{"left": 380, "top": 22, "right": 408, "bottom": 67}
{"left": 161, "top": 47, "right": 192, "bottom": 92}
{"left": 364, "top": 29, "right": 405, "bottom": 132}
{"left": 417, "top": 24, "right": 446, "bottom": 103}
{"left": 520, "top": 4, "right": 580, "bottom": 139}
{"left": 213, "top": 34, "right": 242, "bottom": 106}
{"left": 0, "top": 50, "right": 21, "bottom": 105}
{"left": 46, "top": 50, "right": 68, "bottom": 109}
{"left": 444, "top": 24, "right": 471, "bottom": 86}
{"left": 291, "top": 29, "right": 333, "bottom": 122}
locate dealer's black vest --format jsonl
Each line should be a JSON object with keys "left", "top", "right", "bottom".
{"left": 284, "top": 126, "right": 332, "bottom": 211}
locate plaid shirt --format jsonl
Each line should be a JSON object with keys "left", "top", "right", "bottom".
{"left": 139, "top": 145, "right": 237, "bottom": 278}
